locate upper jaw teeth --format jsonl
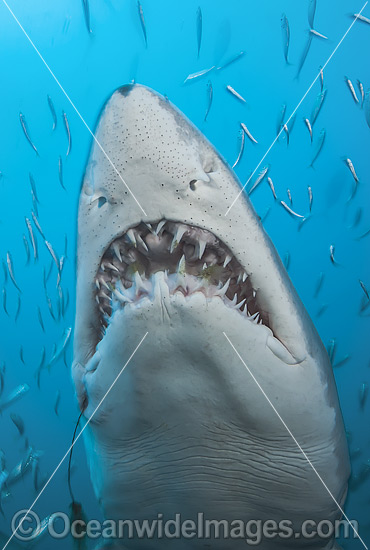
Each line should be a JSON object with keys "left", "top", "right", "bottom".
{"left": 94, "top": 219, "right": 268, "bottom": 333}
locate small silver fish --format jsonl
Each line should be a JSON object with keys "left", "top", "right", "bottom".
{"left": 345, "top": 77, "right": 359, "bottom": 104}
{"left": 58, "top": 155, "right": 65, "bottom": 188}
{"left": 19, "top": 112, "right": 39, "bottom": 156}
{"left": 286, "top": 188, "right": 293, "bottom": 205}
{"left": 314, "top": 271, "right": 324, "bottom": 298}
{"left": 31, "top": 212, "right": 45, "bottom": 239}
{"left": 47, "top": 95, "right": 57, "bottom": 130}
{"left": 327, "top": 338, "right": 336, "bottom": 364}
{"left": 0, "top": 470, "right": 9, "bottom": 498}
{"left": 281, "top": 13, "right": 291, "bottom": 65}
{"left": 216, "top": 51, "right": 245, "bottom": 71}
{"left": 357, "top": 80, "right": 365, "bottom": 107}
{"left": 308, "top": 0, "right": 317, "bottom": 28}
{"left": 283, "top": 124, "right": 290, "bottom": 145}
{"left": 359, "top": 383, "right": 369, "bottom": 410}
{"left": 310, "top": 128, "right": 326, "bottom": 167}
{"left": 248, "top": 166, "right": 269, "bottom": 195}
{"left": 296, "top": 34, "right": 313, "bottom": 78}
{"left": 57, "top": 256, "right": 66, "bottom": 288}
{"left": 276, "top": 104, "right": 286, "bottom": 137}
{"left": 232, "top": 129, "right": 245, "bottom": 169}
{"left": 48, "top": 327, "right": 72, "bottom": 368}
{"left": 319, "top": 66, "right": 324, "bottom": 91}
{"left": 359, "top": 280, "right": 369, "bottom": 300}
{"left": 137, "top": 1, "right": 147, "bottom": 47}
{"left": 29, "top": 513, "right": 58, "bottom": 542}
{"left": 311, "top": 89, "right": 327, "bottom": 126}
{"left": 310, "top": 29, "right": 328, "bottom": 40}
{"left": 37, "top": 306, "right": 45, "bottom": 333}
{"left": 344, "top": 157, "right": 359, "bottom": 182}
{"left": 351, "top": 207, "right": 362, "bottom": 228}
{"left": 45, "top": 293, "right": 56, "bottom": 321}
{"left": 14, "top": 295, "right": 21, "bottom": 323}
{"left": 304, "top": 118, "right": 313, "bottom": 142}
{"left": 344, "top": 158, "right": 359, "bottom": 201}
{"left": 226, "top": 85, "right": 246, "bottom": 103}
{"left": 63, "top": 288, "right": 70, "bottom": 315}
{"left": 19, "top": 346, "right": 25, "bottom": 365}
{"left": 22, "top": 235, "right": 30, "bottom": 266}
{"left": 31, "top": 189, "right": 39, "bottom": 217}
{"left": 267, "top": 177, "right": 277, "bottom": 200}
{"left": 196, "top": 7, "right": 202, "bottom": 58}
{"left": 82, "top": 0, "right": 91, "bottom": 33}
{"left": 333, "top": 355, "right": 350, "bottom": 369}
{"left": 29, "top": 173, "right": 39, "bottom": 203}
{"left": 54, "top": 391, "right": 61, "bottom": 416}
{"left": 280, "top": 201, "right": 305, "bottom": 219}
{"left": 329, "top": 244, "right": 339, "bottom": 265}
{"left": 0, "top": 384, "right": 30, "bottom": 413}
{"left": 2, "top": 260, "right": 7, "bottom": 285}
{"left": 240, "top": 122, "right": 258, "bottom": 144}
{"left": 261, "top": 207, "right": 271, "bottom": 224}
{"left": 2, "top": 289, "right": 8, "bottom": 317}
{"left": 25, "top": 218, "right": 38, "bottom": 261}
{"left": 62, "top": 111, "right": 72, "bottom": 157}
{"left": 359, "top": 295, "right": 370, "bottom": 314}
{"left": 35, "top": 347, "right": 46, "bottom": 389}
{"left": 44, "top": 260, "right": 54, "bottom": 286}
{"left": 64, "top": 234, "right": 68, "bottom": 259}
{"left": 284, "top": 252, "right": 291, "bottom": 271}
{"left": 353, "top": 13, "right": 370, "bottom": 24}
{"left": 45, "top": 240, "right": 60, "bottom": 272}
{"left": 308, "top": 186, "right": 313, "bottom": 212}
{"left": 357, "top": 227, "right": 370, "bottom": 240}
{"left": 10, "top": 414, "right": 25, "bottom": 437}
{"left": 6, "top": 252, "right": 21, "bottom": 293}
{"left": 183, "top": 66, "right": 215, "bottom": 84}
{"left": 204, "top": 80, "right": 213, "bottom": 122}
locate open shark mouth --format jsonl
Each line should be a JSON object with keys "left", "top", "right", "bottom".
{"left": 95, "top": 219, "right": 272, "bottom": 336}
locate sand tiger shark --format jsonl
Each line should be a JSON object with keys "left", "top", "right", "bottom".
{"left": 72, "top": 84, "right": 350, "bottom": 549}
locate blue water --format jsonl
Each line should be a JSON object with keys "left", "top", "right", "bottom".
{"left": 0, "top": 0, "right": 369, "bottom": 548}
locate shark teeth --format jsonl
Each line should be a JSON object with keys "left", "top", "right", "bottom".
{"left": 113, "top": 242, "right": 122, "bottom": 262}
{"left": 95, "top": 219, "right": 268, "bottom": 331}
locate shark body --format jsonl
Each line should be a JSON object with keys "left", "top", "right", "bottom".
{"left": 72, "top": 84, "right": 350, "bottom": 550}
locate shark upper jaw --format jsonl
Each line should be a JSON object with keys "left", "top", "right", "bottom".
{"left": 74, "top": 83, "right": 329, "bottom": 379}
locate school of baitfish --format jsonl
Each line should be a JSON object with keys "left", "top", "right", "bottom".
{"left": 0, "top": 0, "right": 369, "bottom": 547}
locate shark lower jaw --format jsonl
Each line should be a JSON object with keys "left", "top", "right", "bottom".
{"left": 92, "top": 218, "right": 299, "bottom": 366}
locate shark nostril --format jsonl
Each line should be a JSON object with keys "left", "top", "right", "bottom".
{"left": 189, "top": 180, "right": 197, "bottom": 191}
{"left": 97, "top": 197, "right": 107, "bottom": 208}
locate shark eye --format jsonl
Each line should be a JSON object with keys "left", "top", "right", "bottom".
{"left": 189, "top": 180, "right": 197, "bottom": 191}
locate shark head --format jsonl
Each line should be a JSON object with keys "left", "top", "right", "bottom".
{"left": 73, "top": 85, "right": 349, "bottom": 548}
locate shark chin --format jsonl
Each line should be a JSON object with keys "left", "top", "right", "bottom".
{"left": 72, "top": 84, "right": 350, "bottom": 550}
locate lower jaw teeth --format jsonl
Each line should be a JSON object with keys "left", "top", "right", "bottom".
{"left": 96, "top": 271, "right": 261, "bottom": 325}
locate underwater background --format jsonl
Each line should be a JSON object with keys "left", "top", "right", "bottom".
{"left": 0, "top": 0, "right": 369, "bottom": 548}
